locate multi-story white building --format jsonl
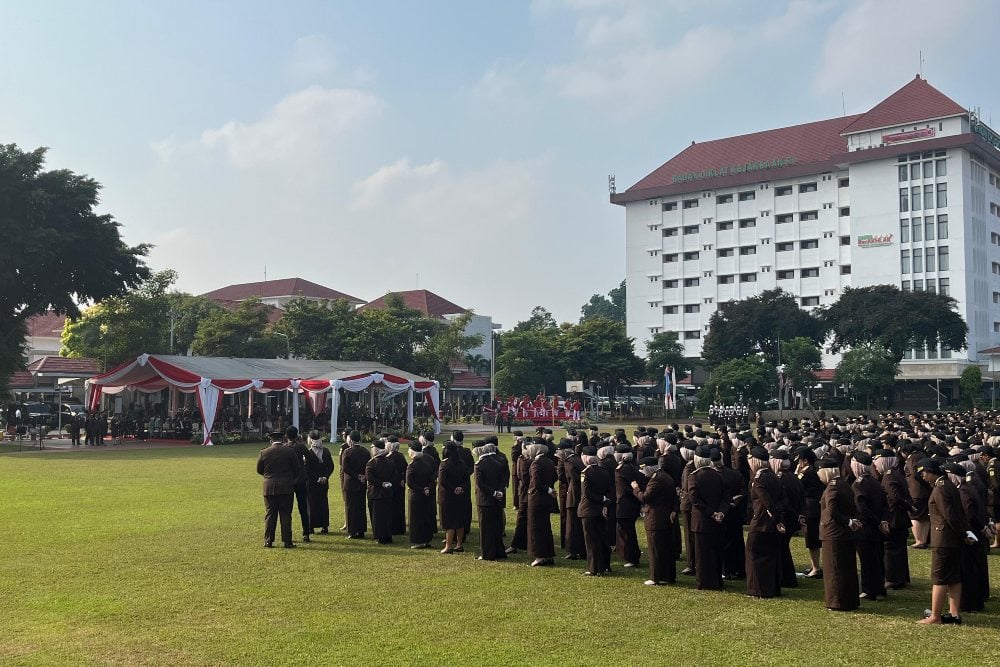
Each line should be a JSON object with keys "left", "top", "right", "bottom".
{"left": 613, "top": 76, "right": 1000, "bottom": 391}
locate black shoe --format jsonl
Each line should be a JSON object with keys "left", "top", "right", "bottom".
{"left": 302, "top": 535, "right": 311, "bottom": 543}
{"left": 804, "top": 570, "right": 824, "bottom": 579}
{"left": 942, "top": 613, "right": 962, "bottom": 625}
{"left": 505, "top": 547, "right": 518, "bottom": 555}
{"left": 563, "top": 554, "right": 581, "bottom": 560}
{"left": 283, "top": 543, "right": 296, "bottom": 548}
{"left": 319, "top": 528, "right": 328, "bottom": 534}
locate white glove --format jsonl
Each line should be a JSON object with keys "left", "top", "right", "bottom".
{"left": 382, "top": 481, "right": 393, "bottom": 488}
{"left": 966, "top": 530, "right": 978, "bottom": 543}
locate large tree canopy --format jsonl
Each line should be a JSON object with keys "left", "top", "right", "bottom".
{"left": 701, "top": 288, "right": 824, "bottom": 369}
{"left": 2, "top": 144, "right": 149, "bottom": 390}
{"left": 562, "top": 317, "right": 644, "bottom": 401}
{"left": 835, "top": 343, "right": 898, "bottom": 408}
{"left": 644, "top": 331, "right": 690, "bottom": 384}
{"left": 822, "top": 285, "right": 967, "bottom": 363}
{"left": 580, "top": 280, "right": 626, "bottom": 324}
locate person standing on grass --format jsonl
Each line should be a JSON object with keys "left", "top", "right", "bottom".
{"left": 526, "top": 440, "right": 557, "bottom": 567}
{"left": 439, "top": 441, "right": 471, "bottom": 553}
{"left": 773, "top": 450, "right": 804, "bottom": 590}
{"left": 406, "top": 441, "right": 435, "bottom": 549}
{"left": 851, "top": 451, "right": 890, "bottom": 601}
{"left": 633, "top": 457, "right": 678, "bottom": 585}
{"left": 342, "top": 430, "right": 370, "bottom": 539}
{"left": 818, "top": 457, "right": 862, "bottom": 611}
{"left": 284, "top": 426, "right": 312, "bottom": 543}
{"left": 385, "top": 436, "right": 408, "bottom": 536}
{"left": 304, "top": 430, "right": 334, "bottom": 534}
{"left": 578, "top": 445, "right": 613, "bottom": 576}
{"left": 795, "top": 446, "right": 825, "bottom": 579}
{"left": 560, "top": 441, "right": 586, "bottom": 561}
{"left": 946, "top": 462, "right": 989, "bottom": 615}
{"left": 745, "top": 447, "right": 786, "bottom": 599}
{"left": 510, "top": 432, "right": 525, "bottom": 510}
{"left": 873, "top": 448, "right": 912, "bottom": 590}
{"left": 365, "top": 440, "right": 397, "bottom": 545}
{"left": 507, "top": 443, "right": 532, "bottom": 555}
{"left": 474, "top": 443, "right": 508, "bottom": 561}
{"left": 419, "top": 431, "right": 440, "bottom": 535}
{"left": 688, "top": 445, "right": 727, "bottom": 590}
{"left": 905, "top": 444, "right": 931, "bottom": 549}
{"left": 257, "top": 431, "right": 303, "bottom": 548}
{"left": 917, "top": 458, "right": 977, "bottom": 625}
{"left": 614, "top": 443, "right": 643, "bottom": 569}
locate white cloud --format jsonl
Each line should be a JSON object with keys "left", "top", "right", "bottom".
{"left": 288, "top": 34, "right": 337, "bottom": 80}
{"left": 196, "top": 86, "right": 383, "bottom": 168}
{"left": 762, "top": 0, "right": 834, "bottom": 41}
{"left": 351, "top": 158, "right": 446, "bottom": 210}
{"left": 813, "top": 0, "right": 975, "bottom": 98}
{"left": 152, "top": 226, "right": 190, "bottom": 245}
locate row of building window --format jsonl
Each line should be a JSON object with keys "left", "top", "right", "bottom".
{"left": 662, "top": 177, "right": 849, "bottom": 212}
{"left": 898, "top": 150, "right": 947, "bottom": 163}
{"left": 901, "top": 278, "right": 949, "bottom": 295}
{"left": 899, "top": 215, "right": 949, "bottom": 242}
{"left": 661, "top": 265, "right": 850, "bottom": 288}
{"left": 898, "top": 159, "right": 947, "bottom": 182}
{"left": 899, "top": 184, "right": 947, "bottom": 212}
{"left": 902, "top": 343, "right": 952, "bottom": 360}
{"left": 901, "top": 247, "right": 949, "bottom": 274}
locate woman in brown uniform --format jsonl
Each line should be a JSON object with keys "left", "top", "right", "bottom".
{"left": 818, "top": 458, "right": 862, "bottom": 611}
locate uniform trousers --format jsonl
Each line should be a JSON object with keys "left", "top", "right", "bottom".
{"left": 263, "top": 494, "right": 294, "bottom": 546}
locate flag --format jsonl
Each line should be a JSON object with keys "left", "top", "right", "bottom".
{"left": 664, "top": 366, "right": 675, "bottom": 410}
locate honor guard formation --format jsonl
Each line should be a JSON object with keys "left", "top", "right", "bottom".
{"left": 258, "top": 412, "right": 998, "bottom": 625}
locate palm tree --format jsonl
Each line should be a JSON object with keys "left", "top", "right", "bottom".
{"left": 464, "top": 353, "right": 488, "bottom": 377}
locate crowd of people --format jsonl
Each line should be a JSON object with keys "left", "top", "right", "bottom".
{"left": 256, "top": 412, "right": 998, "bottom": 624}
{"left": 708, "top": 403, "right": 753, "bottom": 429}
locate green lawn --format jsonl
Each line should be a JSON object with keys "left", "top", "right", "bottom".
{"left": 1, "top": 436, "right": 998, "bottom": 666}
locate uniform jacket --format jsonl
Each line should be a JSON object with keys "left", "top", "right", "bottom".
{"left": 748, "top": 467, "right": 785, "bottom": 534}
{"left": 928, "top": 477, "right": 969, "bottom": 548}
{"left": 475, "top": 454, "right": 508, "bottom": 508}
{"left": 636, "top": 469, "right": 679, "bottom": 531}
{"left": 615, "top": 462, "right": 643, "bottom": 519}
{"left": 577, "top": 464, "right": 614, "bottom": 518}
{"left": 257, "top": 443, "right": 303, "bottom": 496}
{"left": 341, "top": 444, "right": 371, "bottom": 493}
{"left": 820, "top": 478, "right": 858, "bottom": 541}
{"left": 689, "top": 466, "right": 727, "bottom": 533}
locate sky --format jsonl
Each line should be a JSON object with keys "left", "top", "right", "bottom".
{"left": 3, "top": 0, "right": 998, "bottom": 331}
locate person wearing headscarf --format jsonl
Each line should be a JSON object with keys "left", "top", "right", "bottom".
{"left": 304, "top": 430, "right": 335, "bottom": 535}
{"left": 452, "top": 431, "right": 475, "bottom": 540}
{"left": 633, "top": 457, "right": 678, "bottom": 585}
{"left": 555, "top": 439, "right": 574, "bottom": 551}
{"left": 365, "top": 440, "right": 397, "bottom": 544}
{"left": 510, "top": 432, "right": 525, "bottom": 509}
{"left": 980, "top": 445, "right": 1000, "bottom": 548}
{"left": 714, "top": 450, "right": 746, "bottom": 581}
{"left": 508, "top": 442, "right": 533, "bottom": 555}
{"left": 946, "top": 462, "right": 988, "bottom": 614}
{"left": 614, "top": 443, "right": 643, "bottom": 568}
{"left": 745, "top": 447, "right": 786, "bottom": 599}
{"left": 341, "top": 430, "right": 371, "bottom": 539}
{"left": 873, "top": 448, "right": 912, "bottom": 589}
{"left": 384, "top": 436, "right": 408, "bottom": 535}
{"left": 819, "top": 458, "right": 862, "bottom": 611}
{"left": 419, "top": 431, "right": 441, "bottom": 535}
{"left": 598, "top": 443, "right": 618, "bottom": 550}
{"left": 851, "top": 451, "right": 890, "bottom": 600}
{"left": 438, "top": 441, "right": 472, "bottom": 553}
{"left": 526, "top": 440, "right": 558, "bottom": 567}
{"left": 579, "top": 446, "right": 614, "bottom": 576}
{"left": 678, "top": 440, "right": 697, "bottom": 576}
{"left": 559, "top": 442, "right": 586, "bottom": 560}
{"left": 688, "top": 445, "right": 727, "bottom": 590}
{"left": 795, "top": 446, "right": 824, "bottom": 579}
{"left": 405, "top": 441, "right": 435, "bottom": 549}
{"left": 917, "top": 458, "right": 976, "bottom": 624}
{"left": 474, "top": 443, "right": 508, "bottom": 560}
{"left": 905, "top": 445, "right": 931, "bottom": 548}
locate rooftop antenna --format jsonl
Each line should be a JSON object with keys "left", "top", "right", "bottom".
{"left": 264, "top": 265, "right": 267, "bottom": 283}
{"left": 608, "top": 173, "right": 616, "bottom": 195}
{"left": 841, "top": 92, "right": 846, "bottom": 117}
{"left": 919, "top": 50, "right": 924, "bottom": 77}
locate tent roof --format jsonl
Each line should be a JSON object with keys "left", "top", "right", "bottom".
{"left": 90, "top": 354, "right": 435, "bottom": 388}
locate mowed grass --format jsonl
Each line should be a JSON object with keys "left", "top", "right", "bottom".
{"left": 1, "top": 435, "right": 999, "bottom": 666}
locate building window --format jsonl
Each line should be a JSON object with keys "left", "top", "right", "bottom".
{"left": 717, "top": 248, "right": 734, "bottom": 257}
{"left": 684, "top": 304, "right": 700, "bottom": 313}
{"left": 800, "top": 239, "right": 819, "bottom": 249}
{"left": 938, "top": 215, "right": 948, "bottom": 239}
{"left": 801, "top": 296, "right": 820, "bottom": 306}
{"left": 935, "top": 159, "right": 947, "bottom": 177}
{"left": 939, "top": 278, "right": 949, "bottom": 296}
{"left": 841, "top": 264, "right": 851, "bottom": 275}
{"left": 663, "top": 254, "right": 678, "bottom": 263}
{"left": 703, "top": 270, "right": 714, "bottom": 277}
{"left": 663, "top": 305, "right": 678, "bottom": 314}
{"left": 840, "top": 235, "right": 850, "bottom": 246}
{"left": 683, "top": 251, "right": 699, "bottom": 261}
{"left": 775, "top": 214, "right": 793, "bottom": 224}
{"left": 648, "top": 250, "right": 660, "bottom": 257}
{"left": 927, "top": 279, "right": 937, "bottom": 294}
{"left": 663, "top": 227, "right": 678, "bottom": 237}
{"left": 718, "top": 274, "right": 734, "bottom": 284}
{"left": 823, "top": 260, "right": 835, "bottom": 267}
{"left": 739, "top": 273, "right": 757, "bottom": 283}
{"left": 913, "top": 279, "right": 924, "bottom": 292}
{"left": 717, "top": 220, "right": 733, "bottom": 230}
{"left": 684, "top": 278, "right": 700, "bottom": 287}
{"left": 899, "top": 165, "right": 908, "bottom": 182}
{"left": 800, "top": 211, "right": 818, "bottom": 221}
{"left": 838, "top": 177, "right": 850, "bottom": 188}
{"left": 703, "top": 244, "right": 714, "bottom": 251}
{"left": 739, "top": 245, "right": 756, "bottom": 255}
{"left": 912, "top": 251, "right": 923, "bottom": 273}
{"left": 900, "top": 220, "right": 910, "bottom": 243}
{"left": 738, "top": 191, "right": 755, "bottom": 201}
{"left": 801, "top": 268, "right": 819, "bottom": 278}
{"left": 776, "top": 242, "right": 793, "bottom": 252}
{"left": 739, "top": 218, "right": 756, "bottom": 228}
{"left": 901, "top": 280, "right": 910, "bottom": 291}
{"left": 684, "top": 225, "right": 699, "bottom": 235}
{"left": 662, "top": 201, "right": 677, "bottom": 211}
{"left": 684, "top": 331, "right": 701, "bottom": 340}
{"left": 911, "top": 186, "right": 922, "bottom": 210}
{"left": 649, "top": 327, "right": 661, "bottom": 334}
{"left": 911, "top": 217, "right": 922, "bottom": 242}
{"left": 716, "top": 194, "right": 733, "bottom": 204}
{"left": 775, "top": 185, "right": 793, "bottom": 196}
{"left": 777, "top": 269, "right": 794, "bottom": 280}
{"left": 648, "top": 301, "right": 661, "bottom": 307}
{"left": 839, "top": 206, "right": 850, "bottom": 217}
{"left": 925, "top": 216, "right": 935, "bottom": 240}
{"left": 938, "top": 246, "right": 949, "bottom": 271}
{"left": 649, "top": 275, "right": 660, "bottom": 282}
{"left": 901, "top": 250, "right": 910, "bottom": 274}
{"left": 799, "top": 182, "right": 817, "bottom": 193}
{"left": 760, "top": 266, "right": 771, "bottom": 273}
{"left": 663, "top": 279, "right": 678, "bottom": 288}
{"left": 925, "top": 248, "right": 935, "bottom": 272}
{"left": 900, "top": 188, "right": 909, "bottom": 212}
{"left": 923, "top": 184, "right": 934, "bottom": 210}
{"left": 936, "top": 183, "right": 947, "bottom": 207}
{"left": 683, "top": 199, "right": 699, "bottom": 209}
{"left": 911, "top": 163, "right": 922, "bottom": 180}
{"left": 703, "top": 217, "right": 713, "bottom": 225}
{"left": 704, "top": 297, "right": 714, "bottom": 304}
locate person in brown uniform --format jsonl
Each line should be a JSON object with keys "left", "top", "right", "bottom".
{"left": 614, "top": 443, "right": 643, "bottom": 568}
{"left": 819, "top": 458, "right": 862, "bottom": 611}
{"left": 474, "top": 443, "right": 508, "bottom": 561}
{"left": 419, "top": 431, "right": 441, "bottom": 533}
{"left": 917, "top": 458, "right": 976, "bottom": 625}
{"left": 561, "top": 443, "right": 586, "bottom": 560}
{"left": 385, "top": 436, "right": 408, "bottom": 536}
{"left": 341, "top": 430, "right": 370, "bottom": 539}
{"left": 365, "top": 441, "right": 397, "bottom": 544}
{"left": 579, "top": 445, "right": 614, "bottom": 576}
{"left": 773, "top": 450, "right": 804, "bottom": 589}
{"left": 526, "top": 440, "right": 558, "bottom": 567}
{"left": 851, "top": 451, "right": 890, "bottom": 600}
{"left": 257, "top": 431, "right": 304, "bottom": 548}
{"left": 405, "top": 441, "right": 435, "bottom": 549}
{"left": 304, "top": 430, "right": 335, "bottom": 535}
{"left": 945, "top": 462, "right": 989, "bottom": 614}
{"left": 873, "top": 448, "right": 912, "bottom": 589}
{"left": 745, "top": 446, "right": 785, "bottom": 598}
{"left": 981, "top": 445, "right": 1000, "bottom": 548}
{"left": 904, "top": 445, "right": 931, "bottom": 548}
{"left": 438, "top": 441, "right": 471, "bottom": 553}
{"left": 715, "top": 451, "right": 746, "bottom": 580}
{"left": 508, "top": 444, "right": 533, "bottom": 555}
{"left": 689, "top": 445, "right": 727, "bottom": 590}
{"left": 678, "top": 441, "right": 697, "bottom": 576}
{"left": 633, "top": 456, "right": 679, "bottom": 585}
{"left": 510, "top": 432, "right": 524, "bottom": 510}
{"left": 795, "top": 446, "right": 824, "bottom": 578}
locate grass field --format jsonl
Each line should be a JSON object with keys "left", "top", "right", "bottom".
{"left": 1, "top": 435, "right": 998, "bottom": 666}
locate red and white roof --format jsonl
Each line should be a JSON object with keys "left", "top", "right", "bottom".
{"left": 361, "top": 289, "right": 467, "bottom": 317}
{"left": 201, "top": 278, "right": 364, "bottom": 305}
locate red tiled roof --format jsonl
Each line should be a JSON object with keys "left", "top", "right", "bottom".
{"left": 624, "top": 114, "right": 862, "bottom": 195}
{"left": 214, "top": 300, "right": 285, "bottom": 325}
{"left": 840, "top": 75, "right": 966, "bottom": 135}
{"left": 450, "top": 370, "right": 490, "bottom": 389}
{"left": 25, "top": 311, "right": 67, "bottom": 338}
{"left": 26, "top": 356, "right": 101, "bottom": 376}
{"left": 9, "top": 370, "right": 35, "bottom": 388}
{"left": 979, "top": 346, "right": 1000, "bottom": 355}
{"left": 361, "top": 290, "right": 467, "bottom": 317}
{"left": 201, "top": 278, "right": 363, "bottom": 305}
{"left": 813, "top": 368, "right": 837, "bottom": 382}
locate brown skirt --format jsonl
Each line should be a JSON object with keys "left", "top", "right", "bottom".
{"left": 823, "top": 538, "right": 859, "bottom": 610}
{"left": 931, "top": 546, "right": 962, "bottom": 585}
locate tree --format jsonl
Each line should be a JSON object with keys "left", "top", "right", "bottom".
{"left": 835, "top": 343, "right": 898, "bottom": 408}
{"left": 62, "top": 270, "right": 183, "bottom": 368}
{"left": 823, "top": 285, "right": 967, "bottom": 363}
{"left": 192, "top": 299, "right": 284, "bottom": 358}
{"left": 580, "top": 280, "right": 626, "bottom": 323}
{"left": 415, "top": 312, "right": 483, "bottom": 390}
{"left": 644, "top": 331, "right": 690, "bottom": 384}
{"left": 463, "top": 353, "right": 488, "bottom": 376}
{"left": 0, "top": 144, "right": 149, "bottom": 391}
{"left": 959, "top": 365, "right": 983, "bottom": 409}
{"left": 165, "top": 292, "right": 225, "bottom": 354}
{"left": 780, "top": 337, "right": 822, "bottom": 406}
{"left": 699, "top": 356, "right": 776, "bottom": 407}
{"left": 349, "top": 294, "right": 444, "bottom": 370}
{"left": 275, "top": 297, "right": 357, "bottom": 360}
{"left": 512, "top": 306, "right": 557, "bottom": 333}
{"left": 494, "top": 328, "right": 564, "bottom": 397}
{"left": 562, "top": 317, "right": 644, "bottom": 404}
{"left": 701, "top": 289, "right": 825, "bottom": 369}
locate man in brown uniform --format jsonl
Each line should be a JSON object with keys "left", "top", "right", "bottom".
{"left": 257, "top": 431, "right": 304, "bottom": 548}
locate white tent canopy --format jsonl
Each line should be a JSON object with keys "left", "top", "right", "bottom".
{"left": 85, "top": 354, "right": 441, "bottom": 445}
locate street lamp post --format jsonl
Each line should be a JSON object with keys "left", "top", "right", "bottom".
{"left": 168, "top": 309, "right": 179, "bottom": 353}
{"left": 490, "top": 322, "right": 503, "bottom": 401}
{"left": 275, "top": 332, "right": 290, "bottom": 359}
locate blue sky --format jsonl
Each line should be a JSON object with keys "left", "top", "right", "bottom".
{"left": 2, "top": 0, "right": 997, "bottom": 333}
